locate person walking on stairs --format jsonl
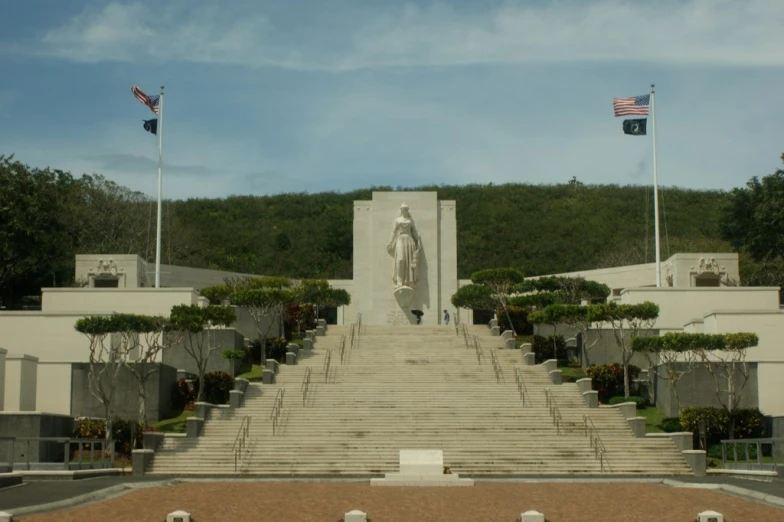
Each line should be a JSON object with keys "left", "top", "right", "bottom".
{"left": 444, "top": 310, "right": 450, "bottom": 326}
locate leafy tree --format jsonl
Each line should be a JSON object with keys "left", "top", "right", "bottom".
{"left": 169, "top": 305, "right": 237, "bottom": 403}
{"left": 593, "top": 301, "right": 659, "bottom": 397}
{"left": 528, "top": 304, "right": 605, "bottom": 366}
{"left": 722, "top": 154, "right": 784, "bottom": 262}
{"left": 229, "top": 277, "right": 296, "bottom": 361}
{"left": 468, "top": 268, "right": 525, "bottom": 335}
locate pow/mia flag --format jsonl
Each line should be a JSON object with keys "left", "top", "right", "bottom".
{"left": 623, "top": 118, "right": 647, "bottom": 136}
{"left": 143, "top": 118, "right": 158, "bottom": 135}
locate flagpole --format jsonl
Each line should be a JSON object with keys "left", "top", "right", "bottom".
{"left": 651, "top": 83, "right": 661, "bottom": 288}
{"left": 155, "top": 86, "right": 164, "bottom": 288}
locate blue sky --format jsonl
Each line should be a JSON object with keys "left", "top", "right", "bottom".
{"left": 1, "top": 0, "right": 782, "bottom": 200}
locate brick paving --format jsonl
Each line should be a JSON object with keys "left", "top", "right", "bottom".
{"left": 17, "top": 481, "right": 784, "bottom": 522}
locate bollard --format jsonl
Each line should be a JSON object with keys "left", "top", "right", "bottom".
{"left": 697, "top": 511, "right": 724, "bottom": 522}
{"left": 520, "top": 510, "right": 545, "bottom": 522}
{"left": 0, "top": 511, "right": 13, "bottom": 522}
{"left": 167, "top": 510, "right": 191, "bottom": 522}
{"left": 344, "top": 510, "right": 368, "bottom": 522}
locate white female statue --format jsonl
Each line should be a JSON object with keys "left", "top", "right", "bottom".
{"left": 386, "top": 202, "right": 422, "bottom": 289}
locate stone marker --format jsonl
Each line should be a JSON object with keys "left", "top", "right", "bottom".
{"left": 370, "top": 449, "right": 474, "bottom": 486}
{"left": 262, "top": 369, "right": 276, "bottom": 384}
{"left": 167, "top": 510, "right": 191, "bottom": 522}
{"left": 490, "top": 326, "right": 500, "bottom": 336}
{"left": 285, "top": 352, "right": 297, "bottom": 365}
{"left": 520, "top": 510, "right": 545, "bottom": 522}
{"left": 303, "top": 338, "right": 313, "bottom": 350}
{"left": 316, "top": 325, "right": 325, "bottom": 336}
{"left": 343, "top": 510, "right": 368, "bottom": 522}
{"left": 0, "top": 510, "right": 13, "bottom": 521}
{"left": 697, "top": 511, "right": 724, "bottom": 522}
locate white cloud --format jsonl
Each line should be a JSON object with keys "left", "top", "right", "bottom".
{"left": 35, "top": 0, "right": 784, "bottom": 69}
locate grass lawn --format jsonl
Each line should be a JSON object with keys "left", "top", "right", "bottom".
{"left": 151, "top": 410, "right": 194, "bottom": 433}
{"left": 515, "top": 335, "right": 534, "bottom": 348}
{"left": 237, "top": 364, "right": 264, "bottom": 381}
{"left": 637, "top": 405, "right": 666, "bottom": 433}
{"left": 560, "top": 367, "right": 586, "bottom": 382}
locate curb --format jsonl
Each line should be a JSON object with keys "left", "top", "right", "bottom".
{"left": 8, "top": 480, "right": 178, "bottom": 517}
{"left": 663, "top": 479, "right": 784, "bottom": 508}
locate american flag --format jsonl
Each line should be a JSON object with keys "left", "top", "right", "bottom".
{"left": 613, "top": 94, "right": 649, "bottom": 117}
{"left": 131, "top": 85, "right": 159, "bottom": 115}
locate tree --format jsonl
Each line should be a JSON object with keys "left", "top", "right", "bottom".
{"left": 722, "top": 154, "right": 784, "bottom": 263}
{"left": 528, "top": 304, "right": 605, "bottom": 366}
{"left": 169, "top": 305, "right": 237, "bottom": 403}
{"left": 594, "top": 301, "right": 659, "bottom": 397}
{"left": 74, "top": 315, "right": 131, "bottom": 440}
{"left": 632, "top": 332, "right": 758, "bottom": 437}
{"left": 468, "top": 268, "right": 525, "bottom": 335}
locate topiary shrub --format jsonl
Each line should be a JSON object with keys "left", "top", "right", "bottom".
{"left": 660, "top": 417, "right": 683, "bottom": 433}
{"left": 585, "top": 363, "right": 640, "bottom": 402}
{"left": 195, "top": 371, "right": 234, "bottom": 405}
{"left": 532, "top": 335, "right": 566, "bottom": 364}
{"left": 250, "top": 337, "right": 289, "bottom": 364}
{"left": 608, "top": 396, "right": 647, "bottom": 408}
{"left": 173, "top": 378, "right": 197, "bottom": 410}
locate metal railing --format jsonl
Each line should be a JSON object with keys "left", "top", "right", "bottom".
{"left": 514, "top": 367, "right": 531, "bottom": 406}
{"left": 323, "top": 349, "right": 333, "bottom": 383}
{"left": 301, "top": 366, "right": 313, "bottom": 407}
{"left": 583, "top": 415, "right": 609, "bottom": 472}
{"left": 6, "top": 437, "right": 116, "bottom": 471}
{"left": 720, "top": 438, "right": 783, "bottom": 472}
{"left": 473, "top": 335, "right": 484, "bottom": 365}
{"left": 339, "top": 334, "right": 347, "bottom": 363}
{"left": 270, "top": 388, "right": 285, "bottom": 435}
{"left": 232, "top": 415, "right": 251, "bottom": 472}
{"left": 490, "top": 349, "right": 505, "bottom": 384}
{"left": 543, "top": 389, "right": 565, "bottom": 435}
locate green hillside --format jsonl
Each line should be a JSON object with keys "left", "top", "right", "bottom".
{"left": 171, "top": 183, "right": 731, "bottom": 279}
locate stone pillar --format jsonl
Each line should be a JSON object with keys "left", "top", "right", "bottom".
{"left": 582, "top": 391, "right": 598, "bottom": 408}
{"left": 265, "top": 360, "right": 279, "bottom": 374}
{"left": 0, "top": 511, "right": 13, "bottom": 522}
{"left": 287, "top": 343, "right": 299, "bottom": 356}
{"left": 505, "top": 338, "right": 516, "bottom": 349}
{"left": 316, "top": 325, "right": 326, "bottom": 336}
{"left": 523, "top": 353, "right": 536, "bottom": 366}
{"left": 501, "top": 330, "right": 514, "bottom": 341}
{"left": 262, "top": 369, "right": 276, "bottom": 384}
{"left": 548, "top": 369, "right": 563, "bottom": 385}
{"left": 285, "top": 352, "right": 297, "bottom": 365}
{"left": 683, "top": 450, "right": 707, "bottom": 476}
{"left": 142, "top": 432, "right": 165, "bottom": 451}
{"left": 186, "top": 417, "right": 204, "bottom": 438}
{"left": 303, "top": 338, "right": 313, "bottom": 351}
{"left": 627, "top": 417, "right": 646, "bottom": 437}
{"left": 489, "top": 319, "right": 498, "bottom": 329}
{"left": 542, "top": 360, "right": 557, "bottom": 373}
{"left": 576, "top": 378, "right": 593, "bottom": 393}
{"left": 519, "top": 343, "right": 532, "bottom": 355}
{"left": 132, "top": 449, "right": 155, "bottom": 476}
{"left": 490, "top": 326, "right": 500, "bottom": 336}
{"left": 230, "top": 390, "right": 245, "bottom": 408}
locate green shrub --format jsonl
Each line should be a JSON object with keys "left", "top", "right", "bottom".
{"left": 73, "top": 417, "right": 142, "bottom": 456}
{"left": 608, "top": 396, "right": 647, "bottom": 408}
{"left": 497, "top": 306, "right": 532, "bottom": 335}
{"left": 251, "top": 337, "right": 289, "bottom": 364}
{"left": 196, "top": 371, "right": 234, "bottom": 405}
{"left": 679, "top": 407, "right": 765, "bottom": 446}
{"left": 660, "top": 417, "right": 683, "bottom": 433}
{"left": 585, "top": 363, "right": 640, "bottom": 402}
{"left": 707, "top": 442, "right": 759, "bottom": 460}
{"left": 531, "top": 335, "right": 566, "bottom": 364}
{"left": 222, "top": 349, "right": 247, "bottom": 361}
{"left": 173, "top": 378, "right": 197, "bottom": 409}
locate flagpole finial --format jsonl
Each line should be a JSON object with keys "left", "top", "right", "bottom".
{"left": 160, "top": 85, "right": 165, "bottom": 92}
{"left": 651, "top": 83, "right": 655, "bottom": 92}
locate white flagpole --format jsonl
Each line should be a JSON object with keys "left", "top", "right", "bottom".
{"left": 155, "top": 86, "right": 165, "bottom": 288}
{"left": 651, "top": 83, "right": 661, "bottom": 288}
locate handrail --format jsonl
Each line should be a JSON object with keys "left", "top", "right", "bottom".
{"left": 514, "top": 367, "right": 530, "bottom": 406}
{"left": 473, "top": 335, "right": 484, "bottom": 365}
{"left": 300, "top": 366, "right": 312, "bottom": 407}
{"left": 339, "top": 335, "right": 347, "bottom": 363}
{"left": 543, "top": 388, "right": 565, "bottom": 435}
{"left": 719, "top": 437, "right": 783, "bottom": 472}
{"left": 323, "top": 349, "right": 333, "bottom": 383}
{"left": 490, "top": 349, "right": 505, "bottom": 384}
{"left": 270, "top": 388, "right": 285, "bottom": 435}
{"left": 232, "top": 415, "right": 251, "bottom": 472}
{"left": 583, "top": 415, "right": 609, "bottom": 472}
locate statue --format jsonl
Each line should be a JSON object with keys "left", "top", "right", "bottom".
{"left": 387, "top": 202, "right": 422, "bottom": 289}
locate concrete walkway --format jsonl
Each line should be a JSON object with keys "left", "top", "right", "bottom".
{"left": 0, "top": 475, "right": 781, "bottom": 515}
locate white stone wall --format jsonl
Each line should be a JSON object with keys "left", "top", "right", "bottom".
{"left": 75, "top": 254, "right": 147, "bottom": 288}
{"left": 36, "top": 362, "right": 74, "bottom": 415}
{"left": 42, "top": 288, "right": 201, "bottom": 315}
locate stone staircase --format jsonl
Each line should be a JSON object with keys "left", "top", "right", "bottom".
{"left": 148, "top": 324, "right": 692, "bottom": 476}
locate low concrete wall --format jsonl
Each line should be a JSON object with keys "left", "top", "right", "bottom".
{"left": 0, "top": 412, "right": 74, "bottom": 463}
{"left": 70, "top": 363, "right": 178, "bottom": 422}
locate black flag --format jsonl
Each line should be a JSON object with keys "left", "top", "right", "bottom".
{"left": 143, "top": 118, "right": 158, "bottom": 135}
{"left": 623, "top": 118, "right": 647, "bottom": 136}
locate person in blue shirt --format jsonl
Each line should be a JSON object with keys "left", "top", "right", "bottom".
{"left": 443, "top": 310, "right": 450, "bottom": 325}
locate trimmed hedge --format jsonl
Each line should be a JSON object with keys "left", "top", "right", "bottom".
{"left": 660, "top": 417, "right": 683, "bottom": 433}
{"left": 585, "top": 363, "right": 641, "bottom": 402}
{"left": 174, "top": 371, "right": 234, "bottom": 407}
{"left": 251, "top": 337, "right": 289, "bottom": 364}
{"left": 73, "top": 417, "right": 142, "bottom": 456}
{"left": 497, "top": 306, "right": 532, "bottom": 335}
{"left": 532, "top": 335, "right": 566, "bottom": 364}
{"left": 679, "top": 406, "right": 765, "bottom": 446}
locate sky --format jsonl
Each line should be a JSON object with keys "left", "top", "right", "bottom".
{"left": 0, "top": 0, "right": 782, "bottom": 200}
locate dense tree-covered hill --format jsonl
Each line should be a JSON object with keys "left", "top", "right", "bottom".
{"left": 171, "top": 183, "right": 731, "bottom": 279}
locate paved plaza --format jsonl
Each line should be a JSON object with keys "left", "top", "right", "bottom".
{"left": 7, "top": 479, "right": 784, "bottom": 522}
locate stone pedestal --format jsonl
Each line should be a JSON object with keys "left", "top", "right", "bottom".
{"left": 520, "top": 511, "right": 545, "bottom": 522}
{"left": 343, "top": 510, "right": 368, "bottom": 522}
{"left": 523, "top": 353, "right": 536, "bottom": 366}
{"left": 285, "top": 352, "right": 297, "bottom": 365}
{"left": 167, "top": 511, "right": 191, "bottom": 522}
{"left": 490, "top": 326, "right": 500, "bottom": 336}
{"left": 262, "top": 369, "right": 276, "bottom": 384}
{"left": 582, "top": 391, "right": 598, "bottom": 408}
{"left": 697, "top": 511, "right": 724, "bottom": 522}
{"left": 303, "top": 338, "right": 313, "bottom": 350}
{"left": 370, "top": 449, "right": 474, "bottom": 487}
{"left": 132, "top": 449, "right": 154, "bottom": 476}
{"left": 683, "top": 450, "right": 707, "bottom": 476}
{"left": 520, "top": 342, "right": 532, "bottom": 354}
{"left": 316, "top": 325, "right": 325, "bottom": 336}
{"left": 549, "top": 369, "right": 563, "bottom": 385}
{"left": 505, "top": 338, "right": 516, "bottom": 349}
{"left": 230, "top": 389, "right": 244, "bottom": 408}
